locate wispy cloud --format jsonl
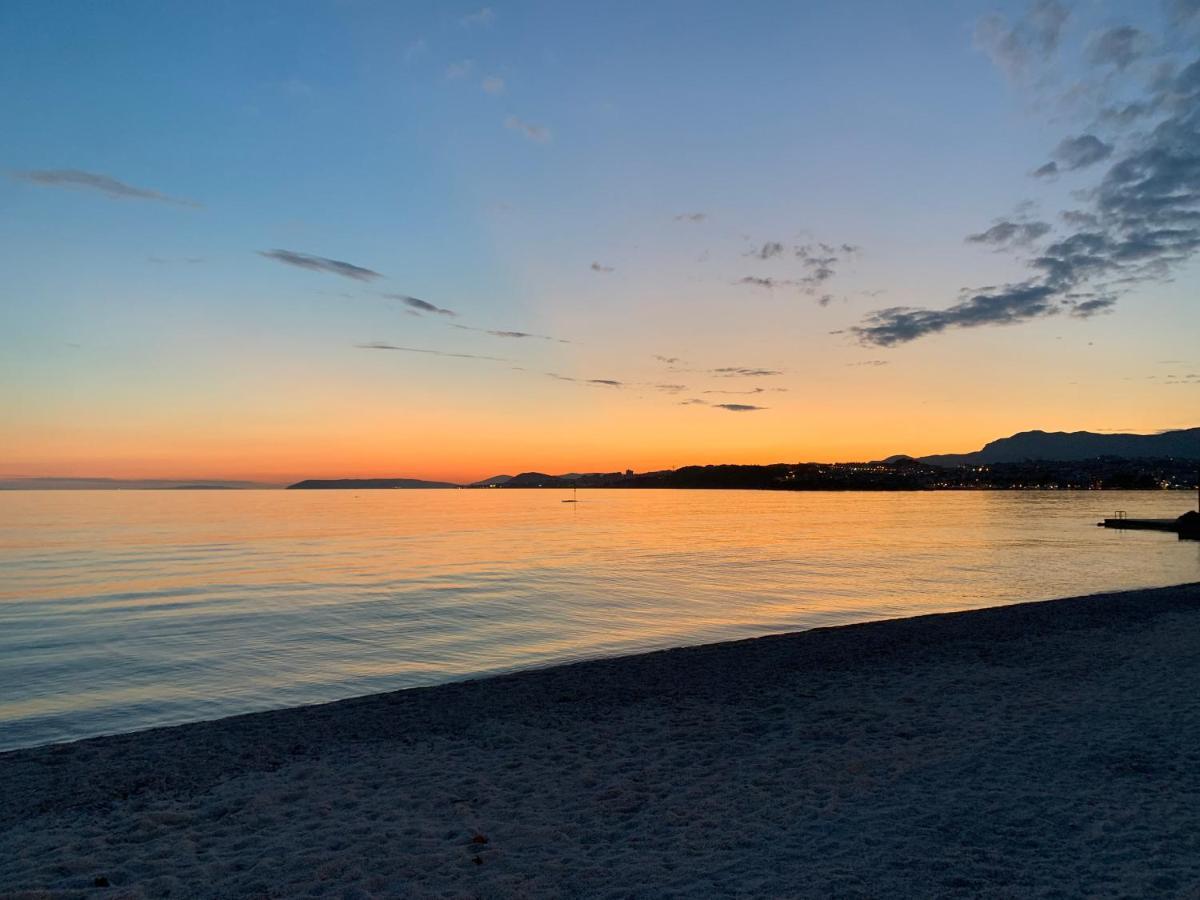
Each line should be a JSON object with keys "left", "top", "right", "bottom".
{"left": 460, "top": 7, "right": 495, "bottom": 27}
{"left": 451, "top": 324, "right": 568, "bottom": 342}
{"left": 13, "top": 169, "right": 201, "bottom": 207}
{"left": 446, "top": 60, "right": 473, "bottom": 79}
{"left": 654, "top": 355, "right": 682, "bottom": 364}
{"left": 714, "top": 403, "right": 767, "bottom": 412}
{"left": 356, "top": 342, "right": 506, "bottom": 361}
{"left": 1086, "top": 26, "right": 1150, "bottom": 70}
{"left": 974, "top": 0, "right": 1069, "bottom": 81}
{"left": 848, "top": 360, "right": 890, "bottom": 367}
{"left": 383, "top": 293, "right": 457, "bottom": 317}
{"left": 736, "top": 276, "right": 797, "bottom": 289}
{"left": 546, "top": 373, "right": 624, "bottom": 387}
{"left": 746, "top": 241, "right": 785, "bottom": 260}
{"left": 482, "top": 75, "right": 505, "bottom": 94}
{"left": 1032, "top": 134, "right": 1114, "bottom": 178}
{"left": 700, "top": 386, "right": 777, "bottom": 396}
{"left": 674, "top": 212, "right": 706, "bottom": 222}
{"left": 966, "top": 220, "right": 1052, "bottom": 249}
{"left": 504, "top": 115, "right": 551, "bottom": 143}
{"left": 710, "top": 366, "right": 782, "bottom": 377}
{"left": 260, "top": 249, "right": 382, "bottom": 281}
{"left": 590, "top": 261, "right": 614, "bottom": 272}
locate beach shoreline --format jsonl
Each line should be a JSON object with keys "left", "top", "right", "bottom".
{"left": 3, "top": 582, "right": 1200, "bottom": 897}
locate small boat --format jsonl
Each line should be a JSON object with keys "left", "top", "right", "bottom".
{"left": 562, "top": 484, "right": 579, "bottom": 503}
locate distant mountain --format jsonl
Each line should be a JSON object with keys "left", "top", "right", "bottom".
{"left": 916, "top": 428, "right": 1200, "bottom": 467}
{"left": 0, "top": 477, "right": 276, "bottom": 490}
{"left": 287, "top": 478, "right": 460, "bottom": 490}
{"left": 502, "top": 472, "right": 570, "bottom": 488}
{"left": 470, "top": 474, "right": 513, "bottom": 487}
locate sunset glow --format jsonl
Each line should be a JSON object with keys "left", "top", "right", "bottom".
{"left": 3, "top": 1, "right": 1197, "bottom": 483}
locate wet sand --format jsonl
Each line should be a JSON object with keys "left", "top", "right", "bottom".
{"left": 2, "top": 582, "right": 1199, "bottom": 898}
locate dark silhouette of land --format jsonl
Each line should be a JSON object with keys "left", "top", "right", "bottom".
{"left": 285, "top": 426, "right": 1199, "bottom": 492}
{"left": 911, "top": 427, "right": 1200, "bottom": 466}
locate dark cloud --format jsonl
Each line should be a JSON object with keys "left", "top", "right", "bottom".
{"left": 746, "top": 241, "right": 785, "bottom": 260}
{"left": 714, "top": 403, "right": 766, "bottom": 412}
{"left": 546, "top": 373, "right": 623, "bottom": 387}
{"left": 1087, "top": 26, "right": 1150, "bottom": 70}
{"left": 383, "top": 294, "right": 457, "bottom": 317}
{"left": 451, "top": 324, "right": 566, "bottom": 342}
{"left": 355, "top": 342, "right": 506, "bottom": 361}
{"left": 966, "top": 220, "right": 1053, "bottom": 248}
{"left": 854, "top": 53, "right": 1200, "bottom": 346}
{"left": 674, "top": 212, "right": 706, "bottom": 222}
{"left": 260, "top": 249, "right": 382, "bottom": 281}
{"left": 13, "top": 169, "right": 201, "bottom": 207}
{"left": 590, "top": 261, "right": 614, "bottom": 272}
{"left": 679, "top": 398, "right": 708, "bottom": 406}
{"left": 1032, "top": 161, "right": 1059, "bottom": 178}
{"left": 736, "top": 276, "right": 797, "bottom": 289}
{"left": 504, "top": 115, "right": 550, "bottom": 143}
{"left": 654, "top": 355, "right": 682, "bottom": 364}
{"left": 1053, "top": 134, "right": 1114, "bottom": 170}
{"left": 1170, "top": 0, "right": 1200, "bottom": 25}
{"left": 702, "top": 387, "right": 765, "bottom": 395}
{"left": 793, "top": 242, "right": 859, "bottom": 296}
{"left": 974, "top": 0, "right": 1069, "bottom": 79}
{"left": 711, "top": 367, "right": 782, "bottom": 377}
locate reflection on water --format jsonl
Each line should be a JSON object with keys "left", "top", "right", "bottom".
{"left": 1, "top": 489, "right": 1196, "bottom": 750}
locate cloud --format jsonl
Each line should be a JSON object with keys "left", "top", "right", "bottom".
{"left": 654, "top": 384, "right": 687, "bottom": 393}
{"left": 1033, "top": 161, "right": 1059, "bottom": 178}
{"left": 259, "top": 249, "right": 382, "bottom": 281}
{"left": 679, "top": 398, "right": 708, "bottom": 406}
{"left": 736, "top": 276, "right": 797, "bottom": 289}
{"left": 654, "top": 355, "right": 682, "bottom": 364}
{"left": 446, "top": 60, "right": 473, "bottom": 79}
{"left": 974, "top": 0, "right": 1069, "bottom": 80}
{"left": 13, "top": 169, "right": 201, "bottom": 207}
{"left": 590, "top": 261, "right": 614, "bottom": 272}
{"left": 451, "top": 324, "right": 566, "bottom": 342}
{"left": 460, "top": 7, "right": 495, "bottom": 27}
{"left": 1052, "top": 134, "right": 1113, "bottom": 171}
{"left": 702, "top": 387, "right": 765, "bottom": 395}
{"left": 482, "top": 75, "right": 505, "bottom": 94}
{"left": 710, "top": 366, "right": 782, "bottom": 377}
{"left": 355, "top": 342, "right": 506, "bottom": 361}
{"left": 383, "top": 293, "right": 457, "bottom": 317}
{"left": 853, "top": 52, "right": 1200, "bottom": 346}
{"left": 546, "top": 373, "right": 624, "bottom": 387}
{"left": 746, "top": 241, "right": 785, "bottom": 260}
{"left": 966, "top": 220, "right": 1053, "bottom": 248}
{"left": 1087, "top": 26, "right": 1150, "bottom": 70}
{"left": 848, "top": 360, "right": 890, "bottom": 367}
{"left": 674, "top": 212, "right": 706, "bottom": 222}
{"left": 504, "top": 115, "right": 551, "bottom": 143}
{"left": 714, "top": 403, "right": 766, "bottom": 412}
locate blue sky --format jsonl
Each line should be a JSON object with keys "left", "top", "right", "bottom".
{"left": 1, "top": 0, "right": 1197, "bottom": 480}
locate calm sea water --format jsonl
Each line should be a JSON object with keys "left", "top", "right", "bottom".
{"left": 1, "top": 489, "right": 1197, "bottom": 751}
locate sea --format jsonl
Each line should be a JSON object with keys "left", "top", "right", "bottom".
{"left": 1, "top": 488, "right": 1196, "bottom": 751}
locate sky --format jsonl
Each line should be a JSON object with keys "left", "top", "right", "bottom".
{"left": 1, "top": 0, "right": 1197, "bottom": 483}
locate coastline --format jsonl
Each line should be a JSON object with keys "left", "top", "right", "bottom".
{"left": 3, "top": 582, "right": 1200, "bottom": 897}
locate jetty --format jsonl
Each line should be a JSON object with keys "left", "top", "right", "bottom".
{"left": 1100, "top": 509, "right": 1200, "bottom": 539}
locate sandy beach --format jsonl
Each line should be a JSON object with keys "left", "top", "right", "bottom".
{"left": 3, "top": 582, "right": 1199, "bottom": 898}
